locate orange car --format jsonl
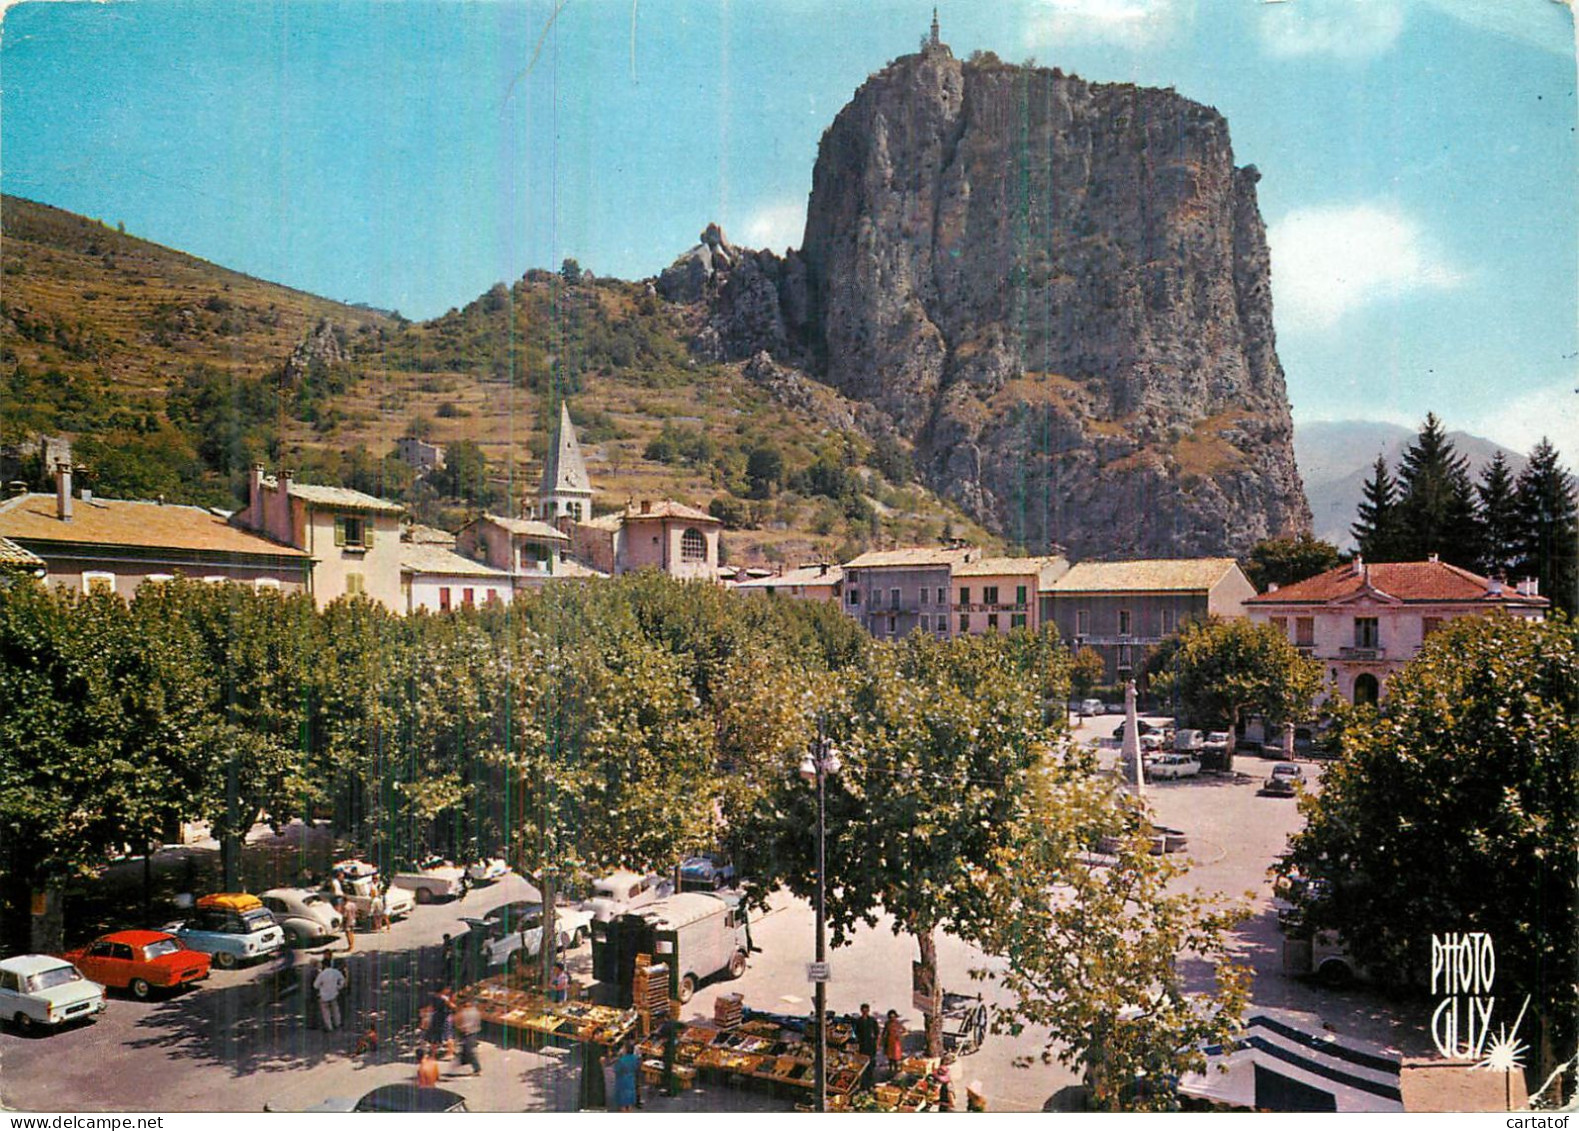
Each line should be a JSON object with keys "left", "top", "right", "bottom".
{"left": 62, "top": 930, "right": 211, "bottom": 999}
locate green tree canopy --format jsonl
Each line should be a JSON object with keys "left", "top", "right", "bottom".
{"left": 1352, "top": 455, "right": 1403, "bottom": 562}
{"left": 1172, "top": 617, "right": 1322, "bottom": 737}
{"left": 1476, "top": 450, "right": 1522, "bottom": 580}
{"left": 1243, "top": 534, "right": 1342, "bottom": 592}
{"left": 1514, "top": 438, "right": 1578, "bottom": 615}
{"left": 1279, "top": 614, "right": 1577, "bottom": 1073}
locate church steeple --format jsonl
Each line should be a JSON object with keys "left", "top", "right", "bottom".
{"left": 537, "top": 401, "right": 593, "bottom": 523}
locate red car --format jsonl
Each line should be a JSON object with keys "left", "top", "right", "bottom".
{"left": 62, "top": 930, "right": 211, "bottom": 999}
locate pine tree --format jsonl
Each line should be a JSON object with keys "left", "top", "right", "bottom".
{"left": 1513, "top": 438, "right": 1578, "bottom": 615}
{"left": 1351, "top": 455, "right": 1402, "bottom": 561}
{"left": 1395, "top": 413, "right": 1476, "bottom": 566}
{"left": 1475, "top": 451, "right": 1521, "bottom": 578}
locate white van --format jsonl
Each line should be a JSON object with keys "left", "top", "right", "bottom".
{"left": 592, "top": 892, "right": 750, "bottom": 1003}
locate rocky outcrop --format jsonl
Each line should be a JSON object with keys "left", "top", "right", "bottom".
{"left": 281, "top": 319, "right": 347, "bottom": 386}
{"left": 663, "top": 43, "right": 1311, "bottom": 559}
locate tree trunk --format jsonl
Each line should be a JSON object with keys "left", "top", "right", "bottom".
{"left": 541, "top": 871, "right": 557, "bottom": 992}
{"left": 916, "top": 925, "right": 943, "bottom": 1058}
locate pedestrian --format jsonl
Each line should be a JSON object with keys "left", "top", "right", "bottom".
{"left": 439, "top": 933, "right": 455, "bottom": 987}
{"left": 341, "top": 897, "right": 358, "bottom": 952}
{"left": 454, "top": 999, "right": 483, "bottom": 1076}
{"left": 882, "top": 1009, "right": 907, "bottom": 1077}
{"left": 457, "top": 870, "right": 472, "bottom": 902}
{"left": 662, "top": 1020, "right": 680, "bottom": 1097}
{"left": 314, "top": 957, "right": 347, "bottom": 1032}
{"left": 853, "top": 1002, "right": 880, "bottom": 1090}
{"left": 577, "top": 1040, "right": 608, "bottom": 1110}
{"left": 416, "top": 1044, "right": 441, "bottom": 1088}
{"left": 354, "top": 1021, "right": 380, "bottom": 1057}
{"left": 932, "top": 1054, "right": 955, "bottom": 1111}
{"left": 548, "top": 961, "right": 570, "bottom": 1003}
{"left": 609, "top": 1038, "right": 641, "bottom": 1112}
{"left": 325, "top": 871, "right": 344, "bottom": 902}
{"left": 428, "top": 985, "right": 456, "bottom": 1057}
{"left": 370, "top": 889, "right": 388, "bottom": 933}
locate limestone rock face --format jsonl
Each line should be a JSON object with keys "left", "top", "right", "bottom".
{"left": 282, "top": 319, "right": 348, "bottom": 387}
{"left": 666, "top": 46, "right": 1311, "bottom": 558}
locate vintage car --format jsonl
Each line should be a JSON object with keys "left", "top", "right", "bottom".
{"left": 166, "top": 893, "right": 285, "bottom": 968}
{"left": 62, "top": 930, "right": 209, "bottom": 999}
{"left": 679, "top": 854, "right": 736, "bottom": 892}
{"left": 582, "top": 870, "right": 674, "bottom": 922}
{"left": 391, "top": 856, "right": 466, "bottom": 904}
{"left": 460, "top": 901, "right": 582, "bottom": 973}
{"left": 260, "top": 888, "right": 343, "bottom": 945}
{"left": 273, "top": 1085, "right": 470, "bottom": 1113}
{"left": 0, "top": 955, "right": 107, "bottom": 1032}
{"left": 1143, "top": 753, "right": 1202, "bottom": 781}
{"left": 1262, "top": 762, "right": 1305, "bottom": 797}
{"left": 464, "top": 858, "right": 510, "bottom": 884}
{"left": 329, "top": 860, "right": 417, "bottom": 920}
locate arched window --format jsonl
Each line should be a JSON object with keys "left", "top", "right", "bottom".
{"left": 681, "top": 527, "right": 707, "bottom": 562}
{"left": 1353, "top": 673, "right": 1380, "bottom": 706}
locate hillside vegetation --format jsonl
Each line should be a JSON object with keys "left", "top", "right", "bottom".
{"left": 0, "top": 196, "right": 994, "bottom": 562}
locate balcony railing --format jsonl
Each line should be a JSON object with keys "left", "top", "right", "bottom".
{"left": 1338, "top": 646, "right": 1386, "bottom": 661}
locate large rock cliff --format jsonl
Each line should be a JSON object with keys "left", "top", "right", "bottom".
{"left": 661, "top": 42, "right": 1311, "bottom": 558}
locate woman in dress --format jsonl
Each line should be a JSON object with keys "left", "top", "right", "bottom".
{"left": 882, "top": 1010, "right": 907, "bottom": 1076}
{"left": 610, "top": 1039, "right": 642, "bottom": 1112}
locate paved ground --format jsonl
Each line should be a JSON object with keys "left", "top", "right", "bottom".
{"left": 0, "top": 713, "right": 1429, "bottom": 1112}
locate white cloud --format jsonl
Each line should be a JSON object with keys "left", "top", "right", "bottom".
{"left": 1267, "top": 203, "right": 1466, "bottom": 333}
{"left": 1024, "top": 0, "right": 1190, "bottom": 50}
{"left": 1468, "top": 382, "right": 1579, "bottom": 468}
{"left": 736, "top": 201, "right": 805, "bottom": 252}
{"left": 1257, "top": 1, "right": 1407, "bottom": 59}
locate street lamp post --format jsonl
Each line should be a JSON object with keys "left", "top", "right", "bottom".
{"left": 800, "top": 726, "right": 841, "bottom": 1113}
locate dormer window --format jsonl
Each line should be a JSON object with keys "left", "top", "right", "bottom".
{"left": 335, "top": 515, "right": 372, "bottom": 549}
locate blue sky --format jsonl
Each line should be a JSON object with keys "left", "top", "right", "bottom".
{"left": 2, "top": 0, "right": 1575, "bottom": 462}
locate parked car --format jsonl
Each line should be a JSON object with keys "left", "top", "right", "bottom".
{"left": 0, "top": 955, "right": 107, "bottom": 1032}
{"left": 1079, "top": 698, "right": 1105, "bottom": 717}
{"left": 583, "top": 870, "right": 674, "bottom": 922}
{"left": 277, "top": 1085, "right": 470, "bottom": 1113}
{"left": 464, "top": 857, "right": 509, "bottom": 884}
{"left": 1110, "top": 719, "right": 1159, "bottom": 741}
{"left": 166, "top": 893, "right": 285, "bottom": 968}
{"left": 61, "top": 930, "right": 209, "bottom": 999}
{"left": 1144, "top": 753, "right": 1202, "bottom": 780}
{"left": 260, "top": 888, "right": 342, "bottom": 945}
{"left": 1262, "top": 763, "right": 1304, "bottom": 797}
{"left": 461, "top": 901, "right": 582, "bottom": 973}
{"left": 391, "top": 856, "right": 466, "bottom": 904}
{"left": 330, "top": 860, "right": 417, "bottom": 921}
{"left": 679, "top": 854, "right": 736, "bottom": 892}
{"left": 1202, "top": 731, "right": 1231, "bottom": 753}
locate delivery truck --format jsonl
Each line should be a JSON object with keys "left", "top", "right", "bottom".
{"left": 591, "top": 891, "right": 751, "bottom": 1004}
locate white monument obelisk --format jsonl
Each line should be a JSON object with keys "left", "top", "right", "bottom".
{"left": 1123, "top": 678, "right": 1146, "bottom": 796}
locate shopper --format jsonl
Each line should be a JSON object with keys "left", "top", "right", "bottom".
{"left": 341, "top": 898, "right": 357, "bottom": 953}
{"left": 428, "top": 985, "right": 456, "bottom": 1056}
{"left": 610, "top": 1039, "right": 641, "bottom": 1112}
{"left": 882, "top": 1009, "right": 907, "bottom": 1076}
{"left": 369, "top": 889, "right": 388, "bottom": 933}
{"left": 314, "top": 958, "right": 347, "bottom": 1032}
{"left": 853, "top": 1003, "right": 880, "bottom": 1090}
{"left": 548, "top": 962, "right": 571, "bottom": 1002}
{"left": 454, "top": 999, "right": 483, "bottom": 1076}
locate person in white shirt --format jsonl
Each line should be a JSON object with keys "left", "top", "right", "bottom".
{"left": 314, "top": 958, "right": 347, "bottom": 1031}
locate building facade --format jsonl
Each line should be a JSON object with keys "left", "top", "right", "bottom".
{"left": 571, "top": 500, "right": 722, "bottom": 581}
{"left": 454, "top": 513, "right": 586, "bottom": 589}
{"left": 1245, "top": 557, "right": 1548, "bottom": 705}
{"left": 399, "top": 541, "right": 514, "bottom": 613}
{"left": 842, "top": 547, "right": 977, "bottom": 640}
{"left": 0, "top": 465, "right": 312, "bottom": 598}
{"left": 234, "top": 466, "right": 404, "bottom": 609}
{"left": 1045, "top": 558, "right": 1256, "bottom": 681}
{"left": 730, "top": 563, "right": 844, "bottom": 602}
{"left": 394, "top": 436, "right": 446, "bottom": 473}
{"left": 952, "top": 556, "right": 1070, "bottom": 635}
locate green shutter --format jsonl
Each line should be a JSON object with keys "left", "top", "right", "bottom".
{"left": 334, "top": 517, "right": 346, "bottom": 546}
{"left": 362, "top": 523, "right": 374, "bottom": 549}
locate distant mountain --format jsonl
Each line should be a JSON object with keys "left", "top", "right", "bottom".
{"left": 1295, "top": 420, "right": 1527, "bottom": 548}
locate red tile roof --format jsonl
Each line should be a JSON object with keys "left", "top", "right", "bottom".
{"left": 0, "top": 494, "right": 309, "bottom": 558}
{"left": 1247, "top": 560, "right": 1548, "bottom": 606}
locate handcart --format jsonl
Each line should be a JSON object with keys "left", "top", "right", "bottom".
{"left": 939, "top": 991, "right": 988, "bottom": 1056}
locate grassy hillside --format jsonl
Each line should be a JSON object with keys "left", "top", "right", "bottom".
{"left": 0, "top": 196, "right": 995, "bottom": 562}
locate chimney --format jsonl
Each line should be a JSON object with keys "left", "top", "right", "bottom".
{"left": 1428, "top": 552, "right": 1439, "bottom": 564}
{"left": 1517, "top": 577, "right": 1539, "bottom": 597}
{"left": 1351, "top": 555, "right": 1363, "bottom": 575}
{"left": 640, "top": 499, "right": 651, "bottom": 514}
{"left": 54, "top": 461, "right": 72, "bottom": 522}
{"left": 819, "top": 563, "right": 829, "bottom": 577}
{"left": 1488, "top": 577, "right": 1503, "bottom": 598}
{"left": 1268, "top": 582, "right": 1279, "bottom": 593}
{"left": 249, "top": 464, "right": 264, "bottom": 508}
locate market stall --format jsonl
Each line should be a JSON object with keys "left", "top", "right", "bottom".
{"left": 455, "top": 975, "right": 639, "bottom": 1050}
